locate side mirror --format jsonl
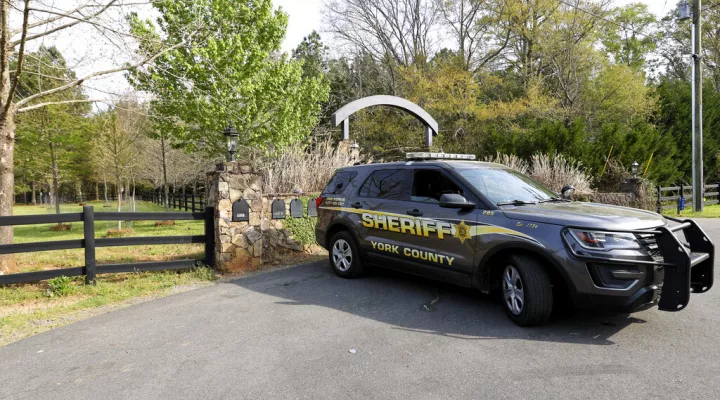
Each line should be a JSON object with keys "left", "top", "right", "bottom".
{"left": 561, "top": 185, "right": 575, "bottom": 200}
{"left": 439, "top": 193, "right": 475, "bottom": 209}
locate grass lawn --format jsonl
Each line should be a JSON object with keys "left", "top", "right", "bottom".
{"left": 1, "top": 201, "right": 214, "bottom": 346}
{"left": 662, "top": 204, "right": 720, "bottom": 218}
{"left": 0, "top": 268, "right": 216, "bottom": 346}
{"left": 10, "top": 201, "right": 204, "bottom": 274}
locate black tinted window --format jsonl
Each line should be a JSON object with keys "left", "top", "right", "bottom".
{"left": 358, "top": 170, "right": 406, "bottom": 199}
{"left": 411, "top": 170, "right": 463, "bottom": 203}
{"left": 322, "top": 171, "right": 357, "bottom": 195}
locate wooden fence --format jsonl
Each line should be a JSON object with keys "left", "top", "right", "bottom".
{"left": 0, "top": 206, "right": 215, "bottom": 286}
{"left": 152, "top": 193, "right": 206, "bottom": 212}
{"left": 656, "top": 184, "right": 720, "bottom": 214}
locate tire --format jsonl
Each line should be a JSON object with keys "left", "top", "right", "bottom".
{"left": 500, "top": 255, "right": 553, "bottom": 326}
{"left": 328, "top": 231, "right": 365, "bottom": 278}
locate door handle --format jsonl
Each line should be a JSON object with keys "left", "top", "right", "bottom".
{"left": 352, "top": 202, "right": 362, "bottom": 209}
{"left": 407, "top": 209, "right": 423, "bottom": 217}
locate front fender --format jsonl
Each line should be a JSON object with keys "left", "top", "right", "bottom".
{"left": 474, "top": 240, "right": 576, "bottom": 294}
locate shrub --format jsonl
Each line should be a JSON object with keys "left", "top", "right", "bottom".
{"left": 256, "top": 136, "right": 360, "bottom": 194}
{"left": 282, "top": 197, "right": 318, "bottom": 245}
{"left": 483, "top": 152, "right": 529, "bottom": 174}
{"left": 47, "top": 276, "right": 73, "bottom": 297}
{"left": 529, "top": 153, "right": 593, "bottom": 195}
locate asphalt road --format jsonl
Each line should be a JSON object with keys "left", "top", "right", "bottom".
{"left": 3, "top": 220, "right": 720, "bottom": 400}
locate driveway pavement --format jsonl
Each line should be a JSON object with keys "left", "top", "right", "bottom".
{"left": 2, "top": 220, "right": 720, "bottom": 399}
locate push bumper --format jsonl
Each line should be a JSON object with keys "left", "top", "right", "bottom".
{"left": 564, "top": 219, "right": 714, "bottom": 312}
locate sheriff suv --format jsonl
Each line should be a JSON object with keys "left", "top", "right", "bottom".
{"left": 314, "top": 152, "right": 715, "bottom": 326}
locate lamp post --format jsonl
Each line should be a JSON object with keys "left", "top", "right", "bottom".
{"left": 631, "top": 161, "right": 639, "bottom": 179}
{"left": 679, "top": 0, "right": 703, "bottom": 211}
{"left": 224, "top": 125, "right": 239, "bottom": 162}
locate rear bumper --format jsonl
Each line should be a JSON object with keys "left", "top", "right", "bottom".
{"left": 563, "top": 219, "right": 714, "bottom": 312}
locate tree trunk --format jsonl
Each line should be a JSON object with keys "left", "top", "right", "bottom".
{"left": 161, "top": 136, "right": 169, "bottom": 211}
{"left": 49, "top": 138, "right": 61, "bottom": 215}
{"left": 103, "top": 175, "right": 108, "bottom": 207}
{"left": 115, "top": 167, "right": 121, "bottom": 230}
{"left": 31, "top": 181, "right": 36, "bottom": 204}
{"left": 95, "top": 181, "right": 99, "bottom": 201}
{"left": 0, "top": 113, "right": 16, "bottom": 274}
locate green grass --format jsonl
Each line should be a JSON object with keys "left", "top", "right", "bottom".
{"left": 0, "top": 201, "right": 214, "bottom": 345}
{"left": 9, "top": 201, "right": 204, "bottom": 273}
{"left": 662, "top": 204, "right": 720, "bottom": 218}
{"left": 0, "top": 267, "right": 216, "bottom": 346}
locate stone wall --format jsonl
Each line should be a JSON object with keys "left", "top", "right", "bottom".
{"left": 207, "top": 162, "right": 324, "bottom": 273}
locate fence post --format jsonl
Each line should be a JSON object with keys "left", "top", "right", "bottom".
{"left": 656, "top": 186, "right": 661, "bottom": 214}
{"left": 192, "top": 195, "right": 196, "bottom": 213}
{"left": 83, "top": 206, "right": 96, "bottom": 285}
{"left": 204, "top": 206, "right": 215, "bottom": 268}
{"left": 184, "top": 194, "right": 188, "bottom": 212}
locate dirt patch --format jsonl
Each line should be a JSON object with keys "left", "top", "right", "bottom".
{"left": 105, "top": 228, "right": 135, "bottom": 237}
{"left": 154, "top": 220, "right": 176, "bottom": 227}
{"left": 49, "top": 224, "right": 72, "bottom": 232}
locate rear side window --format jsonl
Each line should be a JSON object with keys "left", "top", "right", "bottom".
{"left": 322, "top": 171, "right": 357, "bottom": 195}
{"left": 358, "top": 169, "right": 406, "bottom": 200}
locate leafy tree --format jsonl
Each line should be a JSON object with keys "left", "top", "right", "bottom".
{"left": 128, "top": 0, "right": 330, "bottom": 154}
{"left": 601, "top": 3, "right": 659, "bottom": 70}
{"left": 14, "top": 47, "right": 90, "bottom": 215}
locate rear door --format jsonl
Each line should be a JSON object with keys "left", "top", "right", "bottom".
{"left": 352, "top": 168, "right": 412, "bottom": 264}
{"left": 393, "top": 167, "right": 479, "bottom": 286}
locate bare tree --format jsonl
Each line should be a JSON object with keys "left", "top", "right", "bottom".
{"left": 0, "top": 0, "right": 193, "bottom": 273}
{"left": 323, "top": 0, "right": 441, "bottom": 66}
{"left": 437, "top": 0, "right": 511, "bottom": 73}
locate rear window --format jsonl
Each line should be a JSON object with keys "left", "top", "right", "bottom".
{"left": 322, "top": 171, "right": 357, "bottom": 195}
{"left": 358, "top": 169, "right": 406, "bottom": 200}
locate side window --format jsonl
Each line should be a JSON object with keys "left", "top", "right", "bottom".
{"left": 358, "top": 169, "right": 406, "bottom": 200}
{"left": 411, "top": 169, "right": 463, "bottom": 204}
{"left": 322, "top": 171, "right": 358, "bottom": 195}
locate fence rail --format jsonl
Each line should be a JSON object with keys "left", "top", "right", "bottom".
{"left": 152, "top": 192, "right": 206, "bottom": 213}
{"left": 656, "top": 184, "right": 720, "bottom": 214}
{"left": 0, "top": 206, "right": 215, "bottom": 286}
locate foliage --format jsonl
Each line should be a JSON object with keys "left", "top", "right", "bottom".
{"left": 47, "top": 276, "right": 74, "bottom": 297}
{"left": 255, "top": 135, "right": 359, "bottom": 194}
{"left": 283, "top": 197, "right": 318, "bottom": 246}
{"left": 529, "top": 153, "right": 593, "bottom": 195}
{"left": 128, "top": 0, "right": 330, "bottom": 155}
{"left": 190, "top": 265, "right": 217, "bottom": 281}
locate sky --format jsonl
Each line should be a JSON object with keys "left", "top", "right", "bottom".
{"left": 16, "top": 0, "right": 680, "bottom": 106}
{"left": 274, "top": 0, "right": 676, "bottom": 54}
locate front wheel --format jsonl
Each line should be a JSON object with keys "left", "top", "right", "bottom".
{"left": 329, "top": 231, "right": 365, "bottom": 278}
{"left": 501, "top": 255, "right": 553, "bottom": 326}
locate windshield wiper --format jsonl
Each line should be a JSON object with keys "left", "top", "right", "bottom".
{"left": 538, "top": 197, "right": 571, "bottom": 203}
{"left": 496, "top": 199, "right": 538, "bottom": 206}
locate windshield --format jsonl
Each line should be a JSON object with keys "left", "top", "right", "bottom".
{"left": 457, "top": 168, "right": 557, "bottom": 204}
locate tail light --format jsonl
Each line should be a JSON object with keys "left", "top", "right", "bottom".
{"left": 316, "top": 197, "right": 326, "bottom": 208}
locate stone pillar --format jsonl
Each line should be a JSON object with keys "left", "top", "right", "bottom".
{"left": 207, "top": 162, "right": 264, "bottom": 272}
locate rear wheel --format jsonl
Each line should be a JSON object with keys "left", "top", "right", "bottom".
{"left": 329, "top": 231, "right": 364, "bottom": 278}
{"left": 500, "top": 255, "right": 553, "bottom": 326}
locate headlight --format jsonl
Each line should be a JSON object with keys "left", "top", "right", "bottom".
{"left": 568, "top": 229, "right": 641, "bottom": 251}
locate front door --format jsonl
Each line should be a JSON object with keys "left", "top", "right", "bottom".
{"left": 395, "top": 168, "right": 479, "bottom": 286}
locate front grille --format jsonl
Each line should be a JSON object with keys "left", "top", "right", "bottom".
{"left": 636, "top": 233, "right": 664, "bottom": 262}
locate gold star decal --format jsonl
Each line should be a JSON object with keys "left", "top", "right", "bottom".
{"left": 453, "top": 220, "right": 472, "bottom": 244}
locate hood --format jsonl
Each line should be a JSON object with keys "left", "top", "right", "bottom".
{"left": 501, "top": 202, "right": 667, "bottom": 230}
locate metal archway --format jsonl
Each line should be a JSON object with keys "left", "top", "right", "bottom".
{"left": 331, "top": 95, "right": 439, "bottom": 147}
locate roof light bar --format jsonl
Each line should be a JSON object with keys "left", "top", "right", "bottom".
{"left": 406, "top": 152, "right": 476, "bottom": 160}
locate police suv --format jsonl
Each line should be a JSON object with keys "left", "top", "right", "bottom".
{"left": 314, "top": 152, "right": 715, "bottom": 326}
